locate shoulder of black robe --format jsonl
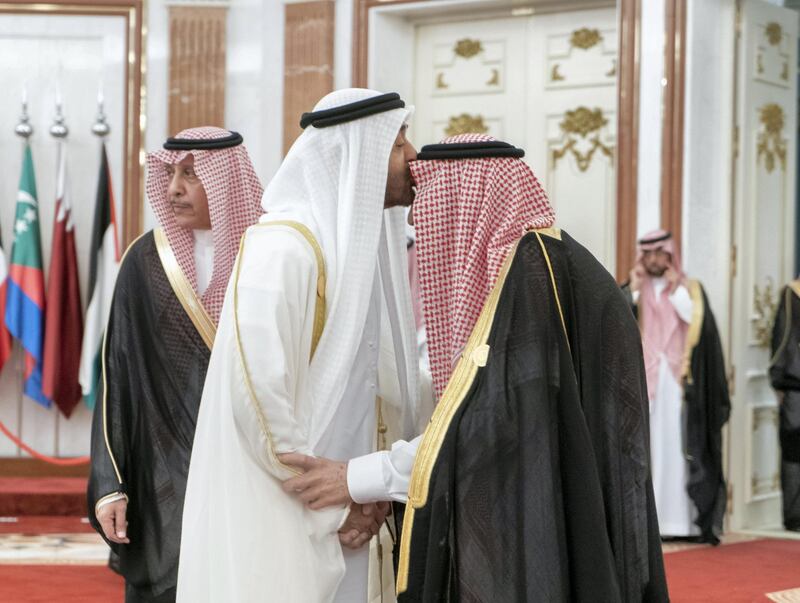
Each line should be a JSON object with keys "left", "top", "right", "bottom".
{"left": 682, "top": 282, "right": 731, "bottom": 543}
{"left": 770, "top": 285, "right": 800, "bottom": 392}
{"left": 397, "top": 231, "right": 668, "bottom": 603}
{"left": 87, "top": 230, "right": 211, "bottom": 595}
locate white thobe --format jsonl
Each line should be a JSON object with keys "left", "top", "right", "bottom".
{"left": 178, "top": 224, "right": 410, "bottom": 603}
{"left": 635, "top": 278, "right": 698, "bottom": 536}
{"left": 193, "top": 229, "right": 214, "bottom": 295}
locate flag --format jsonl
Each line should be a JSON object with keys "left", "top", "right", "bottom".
{"left": 5, "top": 143, "right": 49, "bottom": 407}
{"left": 79, "top": 143, "right": 120, "bottom": 409}
{"left": 42, "top": 141, "right": 83, "bottom": 417}
{"left": 0, "top": 229, "right": 12, "bottom": 375}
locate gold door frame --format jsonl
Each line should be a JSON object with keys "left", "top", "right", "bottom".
{"left": 0, "top": 0, "right": 146, "bottom": 248}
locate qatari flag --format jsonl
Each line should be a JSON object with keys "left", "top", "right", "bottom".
{"left": 42, "top": 140, "right": 83, "bottom": 417}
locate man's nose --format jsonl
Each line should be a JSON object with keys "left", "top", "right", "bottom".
{"left": 405, "top": 141, "right": 418, "bottom": 162}
{"left": 167, "top": 171, "right": 184, "bottom": 198}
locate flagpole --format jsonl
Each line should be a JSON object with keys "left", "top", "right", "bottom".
{"left": 12, "top": 87, "right": 32, "bottom": 456}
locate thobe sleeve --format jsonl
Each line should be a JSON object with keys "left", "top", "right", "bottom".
{"left": 347, "top": 435, "right": 422, "bottom": 503}
{"left": 669, "top": 284, "right": 694, "bottom": 323}
{"left": 231, "top": 228, "right": 318, "bottom": 480}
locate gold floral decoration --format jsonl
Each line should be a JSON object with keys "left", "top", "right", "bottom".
{"left": 552, "top": 107, "right": 613, "bottom": 172}
{"left": 765, "top": 22, "right": 782, "bottom": 46}
{"left": 570, "top": 28, "right": 602, "bottom": 50}
{"left": 551, "top": 64, "right": 565, "bottom": 82}
{"left": 445, "top": 114, "right": 489, "bottom": 137}
{"left": 454, "top": 39, "right": 483, "bottom": 59}
{"left": 757, "top": 103, "right": 787, "bottom": 173}
{"left": 752, "top": 278, "right": 777, "bottom": 348}
{"left": 436, "top": 73, "right": 449, "bottom": 89}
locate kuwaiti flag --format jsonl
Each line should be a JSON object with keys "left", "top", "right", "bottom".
{"left": 42, "top": 141, "right": 83, "bottom": 417}
{"left": 5, "top": 143, "right": 50, "bottom": 407}
{"left": 79, "top": 143, "right": 120, "bottom": 410}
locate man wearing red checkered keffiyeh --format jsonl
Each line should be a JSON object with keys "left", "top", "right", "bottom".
{"left": 388, "top": 135, "right": 669, "bottom": 602}
{"left": 88, "top": 127, "right": 263, "bottom": 603}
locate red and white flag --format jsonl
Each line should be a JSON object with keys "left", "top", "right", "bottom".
{"left": 42, "top": 140, "right": 83, "bottom": 417}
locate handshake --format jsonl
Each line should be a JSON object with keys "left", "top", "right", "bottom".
{"left": 279, "top": 452, "right": 391, "bottom": 551}
{"left": 339, "top": 502, "right": 391, "bottom": 550}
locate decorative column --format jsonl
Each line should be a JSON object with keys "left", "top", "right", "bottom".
{"left": 168, "top": 1, "right": 229, "bottom": 135}
{"left": 283, "top": 1, "right": 335, "bottom": 154}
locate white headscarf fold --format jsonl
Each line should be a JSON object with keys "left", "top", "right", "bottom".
{"left": 261, "top": 88, "right": 420, "bottom": 448}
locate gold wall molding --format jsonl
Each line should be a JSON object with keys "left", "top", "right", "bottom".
{"left": 436, "top": 73, "right": 448, "bottom": 89}
{"left": 168, "top": 5, "right": 227, "bottom": 135}
{"left": 752, "top": 278, "right": 778, "bottom": 349}
{"left": 551, "top": 64, "right": 565, "bottom": 82}
{"left": 765, "top": 22, "right": 782, "bottom": 46}
{"left": 283, "top": 1, "right": 334, "bottom": 154}
{"left": 757, "top": 103, "right": 787, "bottom": 174}
{"left": 0, "top": 0, "right": 147, "bottom": 247}
{"left": 454, "top": 38, "right": 482, "bottom": 59}
{"left": 570, "top": 27, "right": 602, "bottom": 50}
{"left": 486, "top": 69, "right": 499, "bottom": 86}
{"left": 552, "top": 107, "right": 614, "bottom": 172}
{"left": 445, "top": 114, "right": 488, "bottom": 137}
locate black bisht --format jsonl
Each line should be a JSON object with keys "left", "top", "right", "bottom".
{"left": 397, "top": 230, "right": 669, "bottom": 603}
{"left": 87, "top": 232, "right": 211, "bottom": 598}
{"left": 682, "top": 284, "right": 731, "bottom": 543}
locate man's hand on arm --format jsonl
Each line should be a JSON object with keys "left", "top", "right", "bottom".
{"left": 96, "top": 499, "right": 130, "bottom": 544}
{"left": 279, "top": 453, "right": 352, "bottom": 510}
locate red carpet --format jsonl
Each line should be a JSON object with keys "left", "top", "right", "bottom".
{"left": 0, "top": 478, "right": 87, "bottom": 516}
{"left": 664, "top": 539, "right": 800, "bottom": 602}
{"left": 0, "top": 565, "right": 123, "bottom": 602}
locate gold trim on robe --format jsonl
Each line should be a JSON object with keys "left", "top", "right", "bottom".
{"left": 231, "top": 221, "right": 327, "bottom": 476}
{"left": 101, "top": 231, "right": 148, "bottom": 487}
{"left": 681, "top": 279, "right": 704, "bottom": 384}
{"left": 153, "top": 228, "right": 216, "bottom": 350}
{"left": 396, "top": 229, "right": 568, "bottom": 594}
{"left": 769, "top": 283, "right": 798, "bottom": 368}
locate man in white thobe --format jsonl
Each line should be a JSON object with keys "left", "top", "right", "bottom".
{"left": 177, "top": 89, "right": 427, "bottom": 603}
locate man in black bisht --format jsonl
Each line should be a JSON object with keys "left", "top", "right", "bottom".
{"left": 770, "top": 279, "right": 800, "bottom": 532}
{"left": 395, "top": 135, "right": 668, "bottom": 602}
{"left": 87, "top": 128, "right": 263, "bottom": 602}
{"left": 622, "top": 231, "right": 730, "bottom": 544}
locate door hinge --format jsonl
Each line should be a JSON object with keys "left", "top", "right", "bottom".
{"left": 728, "top": 364, "right": 736, "bottom": 397}
{"left": 727, "top": 483, "right": 734, "bottom": 516}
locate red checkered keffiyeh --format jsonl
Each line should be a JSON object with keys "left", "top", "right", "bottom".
{"left": 146, "top": 127, "right": 264, "bottom": 324}
{"left": 409, "top": 133, "right": 556, "bottom": 398}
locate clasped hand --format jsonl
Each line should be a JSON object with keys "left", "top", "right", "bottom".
{"left": 279, "top": 452, "right": 389, "bottom": 550}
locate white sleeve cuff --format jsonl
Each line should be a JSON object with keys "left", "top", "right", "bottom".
{"left": 632, "top": 289, "right": 640, "bottom": 304}
{"left": 347, "top": 451, "right": 391, "bottom": 504}
{"left": 669, "top": 285, "right": 694, "bottom": 324}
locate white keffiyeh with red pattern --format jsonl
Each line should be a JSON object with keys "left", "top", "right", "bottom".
{"left": 409, "top": 133, "right": 556, "bottom": 399}
{"left": 146, "top": 126, "right": 264, "bottom": 324}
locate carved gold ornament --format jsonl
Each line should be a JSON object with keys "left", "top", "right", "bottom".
{"left": 765, "top": 22, "right": 782, "bottom": 46}
{"left": 445, "top": 114, "right": 489, "bottom": 137}
{"left": 781, "top": 62, "right": 789, "bottom": 81}
{"left": 757, "top": 103, "right": 787, "bottom": 173}
{"left": 752, "top": 278, "right": 778, "bottom": 348}
{"left": 486, "top": 69, "right": 499, "bottom": 86}
{"left": 570, "top": 28, "right": 602, "bottom": 50}
{"left": 757, "top": 54, "right": 764, "bottom": 75}
{"left": 606, "top": 59, "right": 617, "bottom": 77}
{"left": 552, "top": 107, "right": 613, "bottom": 172}
{"left": 436, "top": 73, "right": 449, "bottom": 89}
{"left": 454, "top": 38, "right": 483, "bottom": 59}
{"left": 551, "top": 64, "right": 565, "bottom": 81}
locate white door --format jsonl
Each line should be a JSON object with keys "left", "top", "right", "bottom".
{"left": 729, "top": 0, "right": 798, "bottom": 531}
{"left": 412, "top": 8, "right": 618, "bottom": 273}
